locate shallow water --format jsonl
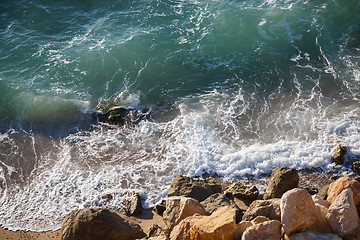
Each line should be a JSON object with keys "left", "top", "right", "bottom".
{"left": 0, "top": 0, "right": 359, "bottom": 231}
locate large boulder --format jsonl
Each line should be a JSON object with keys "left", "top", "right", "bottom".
{"left": 200, "top": 193, "right": 242, "bottom": 222}
{"left": 327, "top": 188, "right": 360, "bottom": 237}
{"left": 327, "top": 176, "right": 360, "bottom": 205}
{"left": 169, "top": 214, "right": 204, "bottom": 240}
{"left": 224, "top": 182, "right": 259, "bottom": 201}
{"left": 280, "top": 188, "right": 317, "bottom": 235}
{"left": 163, "top": 196, "right": 208, "bottom": 230}
{"left": 241, "top": 220, "right": 282, "bottom": 240}
{"left": 242, "top": 199, "right": 281, "bottom": 221}
{"left": 167, "top": 175, "right": 222, "bottom": 202}
{"left": 264, "top": 167, "right": 299, "bottom": 200}
{"left": 190, "top": 206, "right": 236, "bottom": 240}
{"left": 284, "top": 230, "right": 341, "bottom": 240}
{"left": 233, "top": 221, "right": 253, "bottom": 240}
{"left": 60, "top": 208, "right": 146, "bottom": 240}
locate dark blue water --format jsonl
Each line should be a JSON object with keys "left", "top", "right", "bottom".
{"left": 0, "top": 0, "right": 359, "bottom": 231}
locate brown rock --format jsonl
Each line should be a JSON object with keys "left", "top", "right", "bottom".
{"left": 130, "top": 192, "right": 143, "bottom": 216}
{"left": 190, "top": 206, "right": 236, "bottom": 240}
{"left": 60, "top": 208, "right": 146, "bottom": 240}
{"left": 241, "top": 220, "right": 282, "bottom": 240}
{"left": 311, "top": 203, "right": 333, "bottom": 234}
{"left": 242, "top": 199, "right": 281, "bottom": 221}
{"left": 353, "top": 161, "right": 360, "bottom": 174}
{"left": 167, "top": 175, "right": 222, "bottom": 202}
{"left": 264, "top": 167, "right": 299, "bottom": 200}
{"left": 327, "top": 176, "right": 360, "bottom": 205}
{"left": 148, "top": 224, "right": 170, "bottom": 238}
{"left": 233, "top": 221, "right": 253, "bottom": 240}
{"left": 170, "top": 214, "right": 204, "bottom": 240}
{"left": 224, "top": 182, "right": 259, "bottom": 201}
{"left": 312, "top": 194, "right": 330, "bottom": 208}
{"left": 327, "top": 188, "right": 360, "bottom": 237}
{"left": 332, "top": 144, "right": 347, "bottom": 164}
{"left": 163, "top": 196, "right": 208, "bottom": 230}
{"left": 280, "top": 188, "right": 317, "bottom": 235}
{"left": 153, "top": 200, "right": 166, "bottom": 216}
{"left": 284, "top": 230, "right": 342, "bottom": 240}
{"left": 318, "top": 184, "right": 330, "bottom": 200}
{"left": 251, "top": 216, "right": 270, "bottom": 225}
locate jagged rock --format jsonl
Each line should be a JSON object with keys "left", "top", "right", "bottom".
{"left": 60, "top": 208, "right": 146, "bottom": 240}
{"left": 169, "top": 214, "right": 204, "bottom": 240}
{"left": 233, "top": 221, "right": 253, "bottom": 240}
{"left": 200, "top": 193, "right": 242, "bottom": 222}
{"left": 153, "top": 200, "right": 166, "bottom": 216}
{"left": 242, "top": 199, "right": 281, "bottom": 221}
{"left": 327, "top": 176, "right": 360, "bottom": 205}
{"left": 318, "top": 184, "right": 330, "bottom": 200}
{"left": 251, "top": 216, "right": 270, "bottom": 225}
{"left": 148, "top": 224, "right": 170, "bottom": 238}
{"left": 241, "top": 220, "right": 282, "bottom": 240}
{"left": 167, "top": 175, "right": 222, "bottom": 202}
{"left": 332, "top": 144, "right": 347, "bottom": 164}
{"left": 284, "top": 230, "right": 342, "bottom": 240}
{"left": 130, "top": 192, "right": 143, "bottom": 216}
{"left": 263, "top": 167, "right": 299, "bottom": 200}
{"left": 327, "top": 188, "right": 360, "bottom": 237}
{"left": 280, "top": 188, "right": 317, "bottom": 235}
{"left": 163, "top": 196, "right": 208, "bottom": 230}
{"left": 224, "top": 182, "right": 259, "bottom": 201}
{"left": 311, "top": 203, "right": 333, "bottom": 234}
{"left": 353, "top": 161, "right": 360, "bottom": 174}
{"left": 96, "top": 103, "right": 150, "bottom": 125}
{"left": 190, "top": 206, "right": 236, "bottom": 240}
{"left": 312, "top": 194, "right": 330, "bottom": 208}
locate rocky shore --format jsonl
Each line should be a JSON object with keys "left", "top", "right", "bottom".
{"left": 18, "top": 164, "right": 357, "bottom": 240}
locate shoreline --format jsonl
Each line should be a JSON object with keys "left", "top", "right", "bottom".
{"left": 0, "top": 169, "right": 343, "bottom": 239}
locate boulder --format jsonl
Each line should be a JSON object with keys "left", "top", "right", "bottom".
{"left": 327, "top": 177, "right": 360, "bottom": 205}
{"left": 263, "top": 167, "right": 299, "bottom": 200}
{"left": 327, "top": 188, "right": 360, "bottom": 237}
{"left": 312, "top": 194, "right": 330, "bottom": 208}
{"left": 353, "top": 161, "right": 360, "bottom": 174}
{"left": 311, "top": 203, "right": 333, "bottom": 234}
{"left": 153, "top": 200, "right": 166, "bottom": 216}
{"left": 200, "top": 193, "right": 242, "bottom": 222}
{"left": 280, "top": 188, "right": 317, "bottom": 235}
{"left": 167, "top": 175, "right": 222, "bottom": 202}
{"left": 284, "top": 230, "right": 342, "bottom": 240}
{"left": 169, "top": 214, "right": 204, "bottom": 240}
{"left": 251, "top": 216, "right": 270, "bottom": 225}
{"left": 233, "top": 221, "right": 253, "bottom": 240}
{"left": 163, "top": 196, "right": 208, "bottom": 230}
{"left": 241, "top": 220, "right": 282, "bottom": 240}
{"left": 190, "top": 206, "right": 236, "bottom": 240}
{"left": 242, "top": 199, "right": 281, "bottom": 221}
{"left": 224, "top": 182, "right": 259, "bottom": 201}
{"left": 60, "top": 208, "right": 146, "bottom": 240}
{"left": 148, "top": 224, "right": 170, "bottom": 239}
{"left": 332, "top": 144, "right": 347, "bottom": 165}
{"left": 129, "top": 192, "right": 143, "bottom": 216}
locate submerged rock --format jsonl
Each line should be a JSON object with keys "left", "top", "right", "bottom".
{"left": 332, "top": 144, "right": 347, "bottom": 165}
{"left": 167, "top": 175, "right": 222, "bottom": 202}
{"left": 60, "top": 208, "right": 146, "bottom": 240}
{"left": 263, "top": 167, "right": 299, "bottom": 200}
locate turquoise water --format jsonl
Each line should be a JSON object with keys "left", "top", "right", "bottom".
{"left": 0, "top": 0, "right": 359, "bottom": 230}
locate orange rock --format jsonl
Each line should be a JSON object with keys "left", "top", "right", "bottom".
{"left": 280, "top": 188, "right": 317, "bottom": 235}
{"left": 163, "top": 196, "right": 208, "bottom": 230}
{"left": 241, "top": 220, "right": 282, "bottom": 240}
{"left": 233, "top": 221, "right": 253, "bottom": 240}
{"left": 170, "top": 214, "right": 205, "bottom": 240}
{"left": 327, "top": 177, "right": 360, "bottom": 205}
{"left": 189, "top": 206, "right": 236, "bottom": 240}
{"left": 251, "top": 216, "right": 270, "bottom": 225}
{"left": 310, "top": 204, "right": 333, "bottom": 234}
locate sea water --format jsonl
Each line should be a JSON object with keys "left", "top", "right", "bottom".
{"left": 0, "top": 0, "right": 359, "bottom": 231}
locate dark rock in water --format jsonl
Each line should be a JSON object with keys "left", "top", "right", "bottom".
{"left": 332, "top": 144, "right": 347, "bottom": 165}
{"left": 60, "top": 208, "right": 146, "bottom": 240}
{"left": 130, "top": 192, "right": 143, "bottom": 216}
{"left": 153, "top": 200, "right": 166, "bottom": 217}
{"left": 224, "top": 182, "right": 259, "bottom": 201}
{"left": 263, "top": 167, "right": 299, "bottom": 200}
{"left": 95, "top": 103, "right": 151, "bottom": 125}
{"left": 242, "top": 198, "right": 281, "bottom": 221}
{"left": 200, "top": 193, "right": 243, "bottom": 223}
{"left": 353, "top": 161, "right": 360, "bottom": 174}
{"left": 167, "top": 175, "right": 222, "bottom": 202}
